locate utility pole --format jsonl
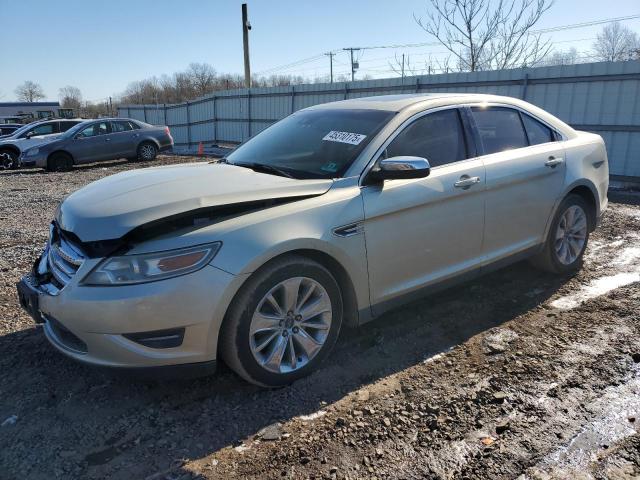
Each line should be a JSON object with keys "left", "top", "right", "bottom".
{"left": 343, "top": 47, "right": 361, "bottom": 82}
{"left": 241, "top": 3, "right": 252, "bottom": 88}
{"left": 109, "top": 96, "right": 113, "bottom": 116}
{"left": 325, "top": 52, "right": 335, "bottom": 83}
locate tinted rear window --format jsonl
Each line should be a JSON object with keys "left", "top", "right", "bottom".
{"left": 522, "top": 113, "right": 555, "bottom": 145}
{"left": 472, "top": 107, "right": 528, "bottom": 154}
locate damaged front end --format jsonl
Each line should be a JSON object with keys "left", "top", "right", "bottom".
{"left": 27, "top": 194, "right": 319, "bottom": 294}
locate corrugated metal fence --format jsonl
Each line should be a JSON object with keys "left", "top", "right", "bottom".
{"left": 119, "top": 60, "right": 640, "bottom": 179}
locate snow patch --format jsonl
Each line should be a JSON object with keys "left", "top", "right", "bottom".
{"left": 297, "top": 410, "right": 326, "bottom": 421}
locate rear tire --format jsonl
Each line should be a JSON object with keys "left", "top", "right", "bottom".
{"left": 530, "top": 194, "right": 591, "bottom": 274}
{"left": 220, "top": 255, "right": 343, "bottom": 387}
{"left": 46, "top": 152, "right": 73, "bottom": 172}
{"left": 137, "top": 142, "right": 157, "bottom": 162}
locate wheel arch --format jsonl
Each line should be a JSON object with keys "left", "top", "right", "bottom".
{"left": 544, "top": 179, "right": 600, "bottom": 241}
{"left": 47, "top": 149, "right": 75, "bottom": 165}
{"left": 566, "top": 184, "right": 598, "bottom": 231}
{"left": 0, "top": 145, "right": 20, "bottom": 156}
{"left": 219, "top": 248, "right": 361, "bottom": 356}
{"left": 137, "top": 137, "right": 161, "bottom": 151}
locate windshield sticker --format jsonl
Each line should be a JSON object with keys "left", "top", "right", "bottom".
{"left": 320, "top": 162, "right": 339, "bottom": 173}
{"left": 322, "top": 131, "right": 367, "bottom": 145}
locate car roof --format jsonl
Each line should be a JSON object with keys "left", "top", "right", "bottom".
{"left": 306, "top": 93, "right": 535, "bottom": 112}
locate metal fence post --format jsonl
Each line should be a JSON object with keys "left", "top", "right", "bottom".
{"left": 143, "top": 106, "right": 147, "bottom": 123}
{"left": 186, "top": 101, "right": 191, "bottom": 147}
{"left": 213, "top": 95, "right": 217, "bottom": 144}
{"left": 416, "top": 77, "right": 420, "bottom": 93}
{"left": 247, "top": 88, "right": 251, "bottom": 139}
{"left": 521, "top": 73, "right": 530, "bottom": 100}
{"left": 163, "top": 104, "right": 167, "bottom": 126}
{"left": 291, "top": 86, "right": 295, "bottom": 114}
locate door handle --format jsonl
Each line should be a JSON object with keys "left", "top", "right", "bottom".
{"left": 545, "top": 156, "right": 564, "bottom": 168}
{"left": 454, "top": 175, "right": 481, "bottom": 189}
{"left": 105, "top": 138, "right": 111, "bottom": 142}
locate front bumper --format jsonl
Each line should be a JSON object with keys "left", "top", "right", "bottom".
{"left": 17, "top": 255, "right": 247, "bottom": 371}
{"left": 18, "top": 152, "right": 47, "bottom": 169}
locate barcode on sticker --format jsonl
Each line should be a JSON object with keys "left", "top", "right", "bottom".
{"left": 322, "top": 131, "right": 367, "bottom": 145}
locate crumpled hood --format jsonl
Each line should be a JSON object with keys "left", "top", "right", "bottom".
{"left": 57, "top": 162, "right": 333, "bottom": 242}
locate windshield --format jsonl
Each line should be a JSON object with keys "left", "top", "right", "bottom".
{"left": 9, "top": 123, "right": 39, "bottom": 138}
{"left": 226, "top": 109, "right": 394, "bottom": 179}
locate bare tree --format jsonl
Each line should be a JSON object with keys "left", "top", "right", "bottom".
{"left": 542, "top": 47, "right": 579, "bottom": 66}
{"left": 15, "top": 81, "right": 45, "bottom": 102}
{"left": 58, "top": 86, "right": 83, "bottom": 111}
{"left": 593, "top": 22, "right": 640, "bottom": 62}
{"left": 187, "top": 63, "right": 217, "bottom": 97}
{"left": 415, "top": 0, "right": 553, "bottom": 71}
{"left": 389, "top": 53, "right": 423, "bottom": 77}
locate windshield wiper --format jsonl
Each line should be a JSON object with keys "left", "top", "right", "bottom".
{"left": 232, "top": 162, "right": 295, "bottom": 179}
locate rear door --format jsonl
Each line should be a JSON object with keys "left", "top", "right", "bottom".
{"left": 470, "top": 106, "right": 565, "bottom": 263}
{"left": 109, "top": 121, "right": 137, "bottom": 158}
{"left": 68, "top": 121, "right": 111, "bottom": 163}
{"left": 362, "top": 107, "right": 486, "bottom": 312}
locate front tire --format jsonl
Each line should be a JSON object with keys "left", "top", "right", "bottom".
{"left": 137, "top": 142, "right": 157, "bottom": 162}
{"left": 46, "top": 152, "right": 73, "bottom": 172}
{"left": 0, "top": 150, "right": 18, "bottom": 169}
{"left": 220, "top": 256, "right": 343, "bottom": 387}
{"left": 531, "top": 194, "right": 591, "bottom": 274}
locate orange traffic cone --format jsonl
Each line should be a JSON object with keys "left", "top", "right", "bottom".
{"left": 197, "top": 142, "right": 204, "bottom": 156}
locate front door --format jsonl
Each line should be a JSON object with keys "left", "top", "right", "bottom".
{"left": 69, "top": 121, "right": 111, "bottom": 163}
{"left": 362, "top": 108, "right": 486, "bottom": 313}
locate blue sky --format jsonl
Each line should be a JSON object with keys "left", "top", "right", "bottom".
{"left": 1, "top": 0, "right": 639, "bottom": 102}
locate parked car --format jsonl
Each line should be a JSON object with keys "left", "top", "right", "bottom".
{"left": 0, "top": 123, "right": 23, "bottom": 137}
{"left": 18, "top": 118, "right": 173, "bottom": 171}
{"left": 0, "top": 118, "right": 83, "bottom": 168}
{"left": 17, "top": 94, "right": 608, "bottom": 386}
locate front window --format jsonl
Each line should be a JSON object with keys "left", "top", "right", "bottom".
{"left": 78, "top": 122, "right": 109, "bottom": 138}
{"left": 382, "top": 109, "right": 469, "bottom": 167}
{"left": 226, "top": 109, "right": 395, "bottom": 179}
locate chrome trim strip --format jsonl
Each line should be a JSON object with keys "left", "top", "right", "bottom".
{"left": 54, "top": 241, "right": 83, "bottom": 266}
{"left": 333, "top": 222, "right": 364, "bottom": 237}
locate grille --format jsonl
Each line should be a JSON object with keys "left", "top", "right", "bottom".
{"left": 46, "top": 232, "right": 85, "bottom": 289}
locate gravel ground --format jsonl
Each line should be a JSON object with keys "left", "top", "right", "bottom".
{"left": 0, "top": 157, "right": 639, "bottom": 479}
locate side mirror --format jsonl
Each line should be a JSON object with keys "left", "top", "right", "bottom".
{"left": 25, "top": 131, "right": 35, "bottom": 139}
{"left": 366, "top": 156, "right": 431, "bottom": 184}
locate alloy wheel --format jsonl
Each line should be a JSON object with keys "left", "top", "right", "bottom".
{"left": 140, "top": 144, "right": 156, "bottom": 160}
{"left": 554, "top": 205, "right": 588, "bottom": 265}
{"left": 249, "top": 277, "right": 332, "bottom": 374}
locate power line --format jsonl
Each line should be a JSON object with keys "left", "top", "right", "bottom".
{"left": 254, "top": 14, "right": 639, "bottom": 78}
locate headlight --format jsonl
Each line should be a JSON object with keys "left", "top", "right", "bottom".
{"left": 25, "top": 148, "right": 40, "bottom": 157}
{"left": 82, "top": 242, "right": 221, "bottom": 286}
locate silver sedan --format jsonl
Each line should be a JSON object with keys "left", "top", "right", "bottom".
{"left": 17, "top": 94, "right": 608, "bottom": 386}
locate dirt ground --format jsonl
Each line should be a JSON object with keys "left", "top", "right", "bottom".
{"left": 0, "top": 156, "right": 639, "bottom": 480}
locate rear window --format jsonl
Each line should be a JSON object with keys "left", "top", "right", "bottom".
{"left": 472, "top": 107, "right": 528, "bottom": 155}
{"left": 112, "top": 121, "right": 133, "bottom": 132}
{"left": 522, "top": 113, "right": 555, "bottom": 145}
